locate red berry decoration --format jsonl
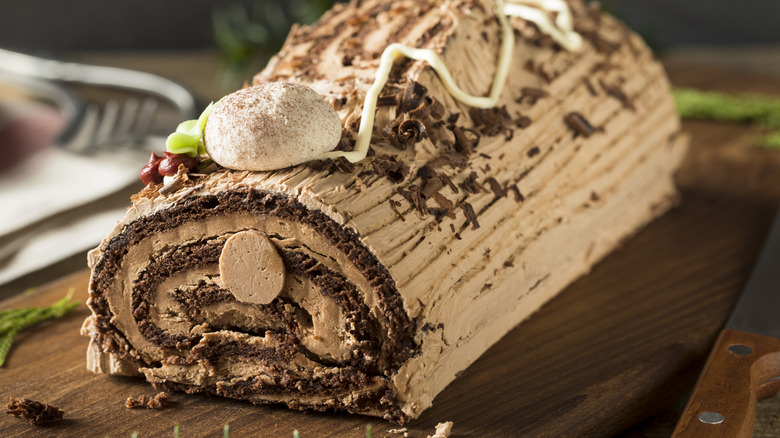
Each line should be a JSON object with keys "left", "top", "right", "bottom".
{"left": 140, "top": 152, "right": 163, "bottom": 185}
{"left": 158, "top": 152, "right": 198, "bottom": 176}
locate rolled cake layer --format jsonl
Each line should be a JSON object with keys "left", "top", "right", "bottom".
{"left": 82, "top": 0, "right": 687, "bottom": 423}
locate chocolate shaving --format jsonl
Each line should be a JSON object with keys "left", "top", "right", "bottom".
{"left": 424, "top": 153, "right": 468, "bottom": 170}
{"left": 599, "top": 79, "right": 635, "bottom": 110}
{"left": 408, "top": 101, "right": 431, "bottom": 119}
{"left": 388, "top": 199, "right": 406, "bottom": 221}
{"left": 564, "top": 112, "right": 596, "bottom": 138}
{"left": 515, "top": 115, "right": 532, "bottom": 129}
{"left": 580, "top": 29, "right": 621, "bottom": 55}
{"left": 398, "top": 119, "right": 426, "bottom": 145}
{"left": 382, "top": 119, "right": 404, "bottom": 150}
{"left": 401, "top": 80, "right": 428, "bottom": 112}
{"left": 470, "top": 106, "right": 513, "bottom": 137}
{"left": 439, "top": 173, "right": 458, "bottom": 194}
{"left": 429, "top": 98, "right": 446, "bottom": 119}
{"left": 334, "top": 157, "right": 356, "bottom": 173}
{"left": 396, "top": 185, "right": 428, "bottom": 218}
{"left": 583, "top": 77, "right": 598, "bottom": 96}
{"left": 452, "top": 126, "right": 480, "bottom": 155}
{"left": 432, "top": 192, "right": 456, "bottom": 219}
{"left": 461, "top": 202, "right": 480, "bottom": 230}
{"left": 373, "top": 154, "right": 409, "bottom": 183}
{"left": 516, "top": 87, "right": 550, "bottom": 105}
{"left": 421, "top": 176, "right": 445, "bottom": 199}
{"left": 509, "top": 184, "right": 525, "bottom": 202}
{"left": 459, "top": 171, "right": 484, "bottom": 194}
{"left": 485, "top": 177, "right": 506, "bottom": 198}
{"left": 125, "top": 392, "right": 170, "bottom": 409}
{"left": 376, "top": 95, "right": 399, "bottom": 107}
{"left": 307, "top": 158, "right": 333, "bottom": 172}
{"left": 416, "top": 165, "right": 435, "bottom": 180}
{"left": 6, "top": 398, "right": 64, "bottom": 426}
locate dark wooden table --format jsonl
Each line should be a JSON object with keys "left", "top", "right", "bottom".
{"left": 1, "top": 50, "right": 779, "bottom": 437}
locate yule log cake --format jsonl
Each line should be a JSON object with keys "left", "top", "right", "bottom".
{"left": 81, "top": 0, "right": 687, "bottom": 424}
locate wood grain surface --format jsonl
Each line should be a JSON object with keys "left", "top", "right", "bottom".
{"left": 1, "top": 52, "right": 780, "bottom": 437}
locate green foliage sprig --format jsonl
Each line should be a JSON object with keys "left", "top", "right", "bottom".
{"left": 673, "top": 88, "right": 780, "bottom": 148}
{"left": 0, "top": 289, "right": 78, "bottom": 367}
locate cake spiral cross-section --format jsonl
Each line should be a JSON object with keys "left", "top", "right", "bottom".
{"left": 82, "top": 0, "right": 688, "bottom": 423}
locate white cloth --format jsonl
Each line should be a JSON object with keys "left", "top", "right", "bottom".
{"left": 0, "top": 146, "right": 150, "bottom": 285}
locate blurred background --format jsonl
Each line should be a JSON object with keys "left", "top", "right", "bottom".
{"left": 0, "top": 0, "right": 778, "bottom": 90}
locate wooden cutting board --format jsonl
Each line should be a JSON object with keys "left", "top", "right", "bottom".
{"left": 2, "top": 66, "right": 780, "bottom": 438}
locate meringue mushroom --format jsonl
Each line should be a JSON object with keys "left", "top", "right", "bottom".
{"left": 204, "top": 81, "right": 342, "bottom": 171}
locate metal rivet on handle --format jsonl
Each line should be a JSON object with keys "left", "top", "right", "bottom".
{"left": 698, "top": 411, "right": 725, "bottom": 424}
{"left": 728, "top": 344, "right": 753, "bottom": 355}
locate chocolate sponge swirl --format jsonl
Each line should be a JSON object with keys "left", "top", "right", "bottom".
{"left": 85, "top": 188, "right": 415, "bottom": 421}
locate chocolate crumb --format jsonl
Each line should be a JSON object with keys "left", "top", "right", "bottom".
{"left": 527, "top": 146, "right": 540, "bottom": 158}
{"left": 125, "top": 392, "right": 170, "bottom": 409}
{"left": 446, "top": 113, "right": 460, "bottom": 124}
{"left": 590, "top": 191, "right": 601, "bottom": 202}
{"left": 6, "top": 397, "right": 64, "bottom": 426}
{"left": 564, "top": 112, "right": 596, "bottom": 138}
{"left": 455, "top": 232, "right": 462, "bottom": 240}
{"left": 461, "top": 202, "right": 480, "bottom": 230}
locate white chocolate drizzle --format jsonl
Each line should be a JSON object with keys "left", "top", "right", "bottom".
{"left": 319, "top": 0, "right": 583, "bottom": 163}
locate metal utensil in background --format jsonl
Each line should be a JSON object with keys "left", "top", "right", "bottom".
{"left": 0, "top": 49, "right": 197, "bottom": 118}
{"left": 0, "top": 48, "right": 199, "bottom": 153}
{"left": 673, "top": 207, "right": 780, "bottom": 437}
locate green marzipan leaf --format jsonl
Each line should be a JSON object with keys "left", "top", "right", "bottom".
{"left": 0, "top": 329, "right": 17, "bottom": 367}
{"left": 0, "top": 290, "right": 78, "bottom": 367}
{"left": 673, "top": 88, "right": 780, "bottom": 148}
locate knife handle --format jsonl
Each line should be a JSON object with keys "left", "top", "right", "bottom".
{"left": 672, "top": 328, "right": 780, "bottom": 437}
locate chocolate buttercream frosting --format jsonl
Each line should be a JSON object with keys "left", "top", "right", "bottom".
{"left": 82, "top": 0, "right": 687, "bottom": 424}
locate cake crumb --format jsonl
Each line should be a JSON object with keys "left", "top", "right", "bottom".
{"left": 125, "top": 392, "right": 170, "bottom": 409}
{"left": 5, "top": 397, "right": 64, "bottom": 426}
{"left": 388, "top": 427, "right": 408, "bottom": 435}
{"left": 427, "top": 421, "right": 454, "bottom": 438}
